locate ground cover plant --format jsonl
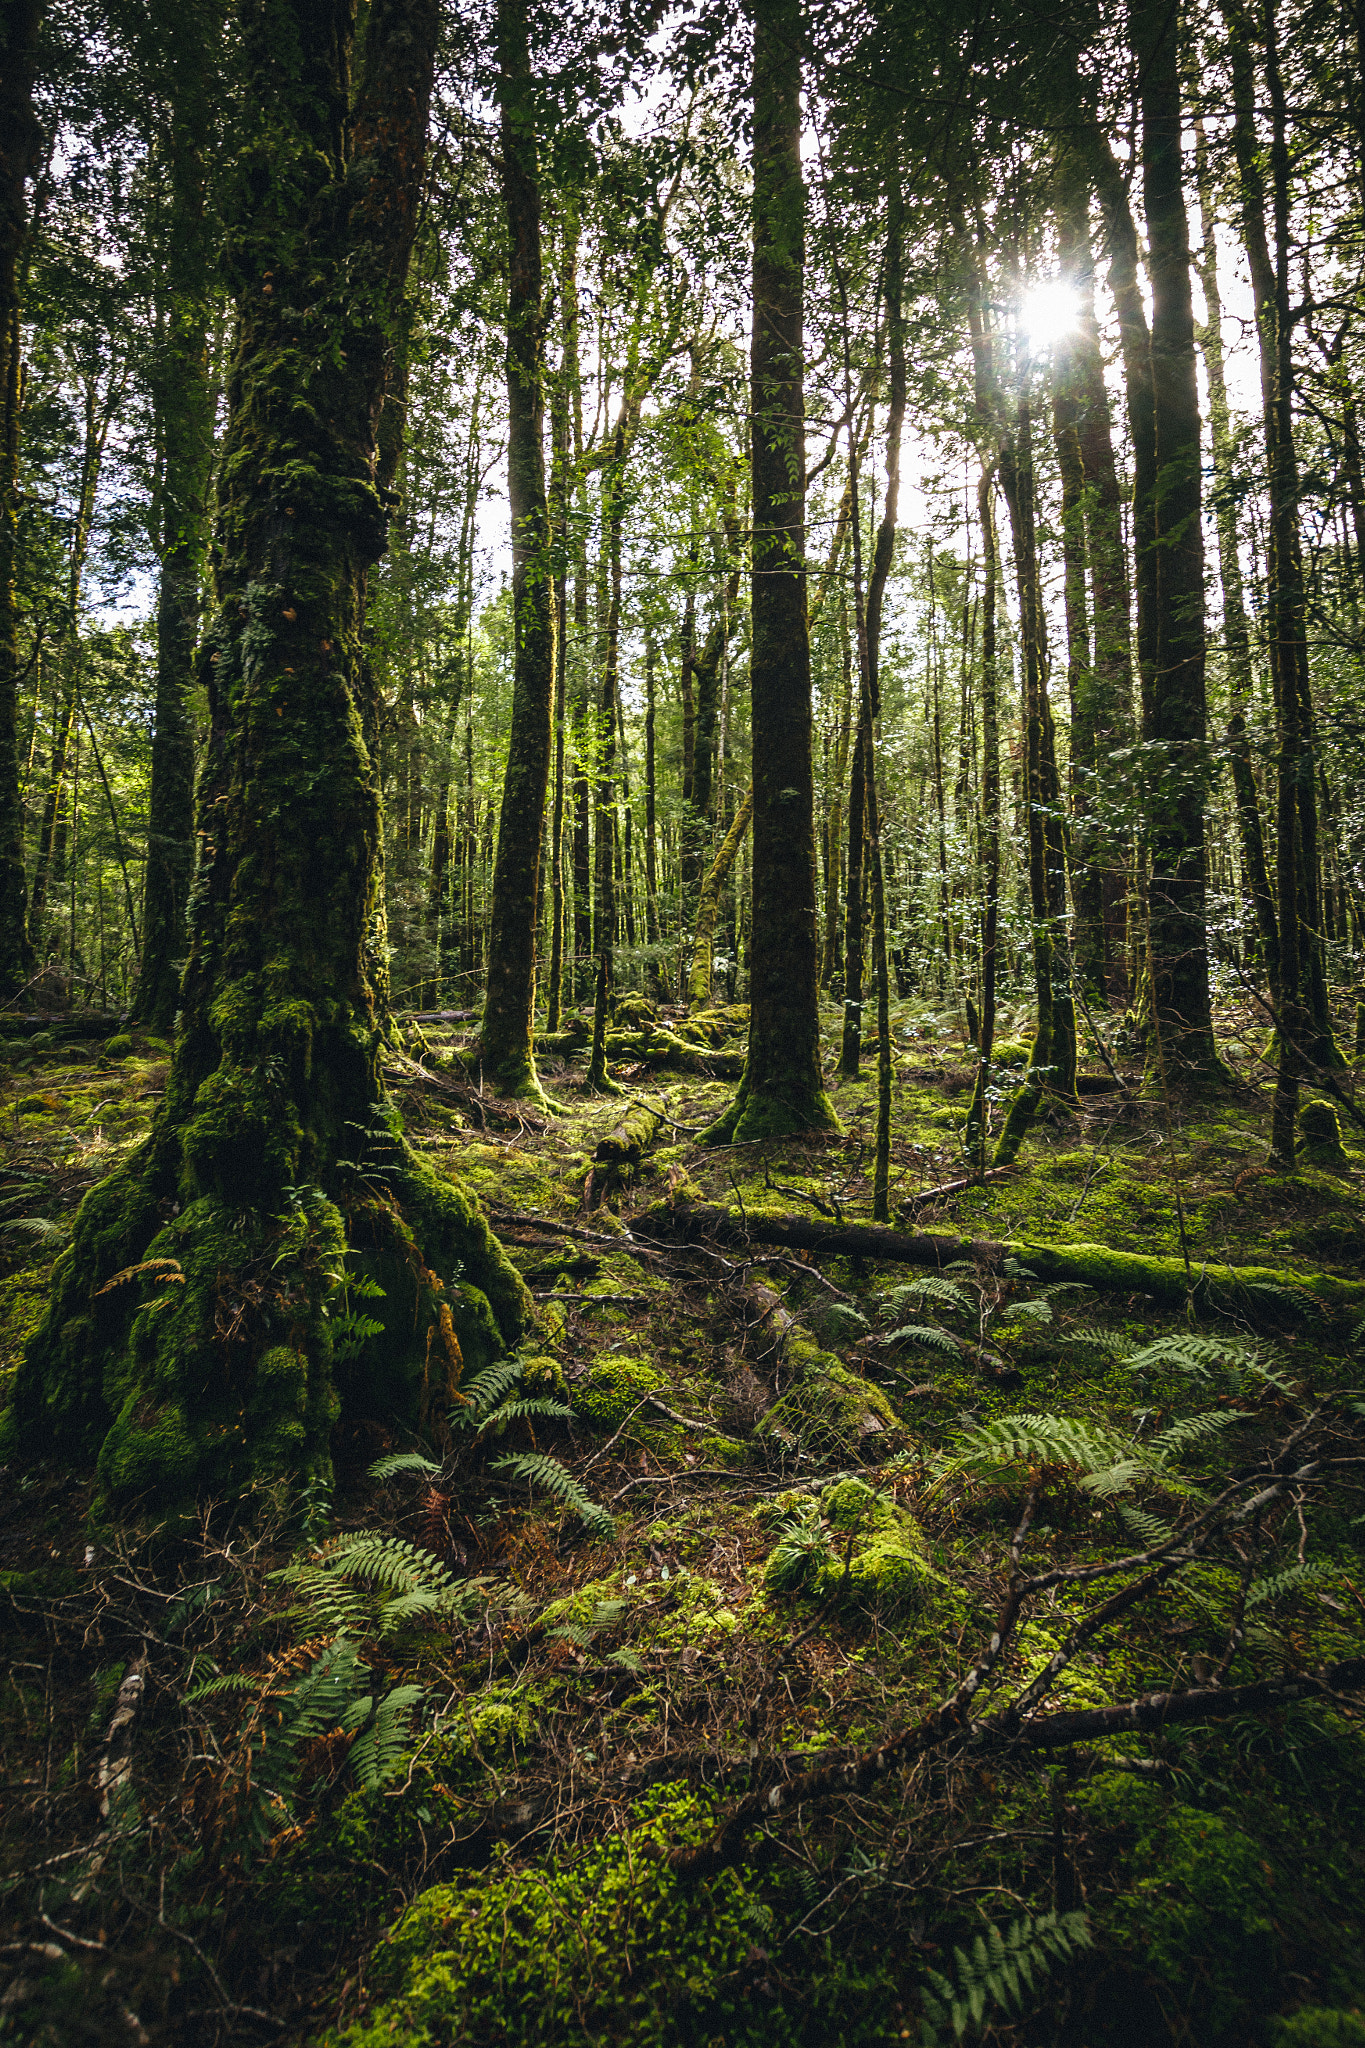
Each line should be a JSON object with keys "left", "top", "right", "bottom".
{"left": 2, "top": 993, "right": 1364, "bottom": 2044}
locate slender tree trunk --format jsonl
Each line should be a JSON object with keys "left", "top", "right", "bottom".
{"left": 545, "top": 197, "right": 578, "bottom": 1034}
{"left": 705, "top": 0, "right": 836, "bottom": 1143}
{"left": 131, "top": 20, "right": 215, "bottom": 1031}
{"left": 966, "top": 463, "right": 1000, "bottom": 1167}
{"left": 993, "top": 374, "right": 1079, "bottom": 1165}
{"left": 689, "top": 783, "right": 752, "bottom": 1007}
{"left": 1192, "top": 119, "right": 1279, "bottom": 996}
{"left": 1066, "top": 170, "right": 1135, "bottom": 997}
{"left": 1224, "top": 0, "right": 1340, "bottom": 1082}
{"left": 587, "top": 447, "right": 625, "bottom": 1093}
{"left": 0, "top": 0, "right": 42, "bottom": 999}
{"left": 10, "top": 0, "right": 526, "bottom": 1507}
{"left": 1135, "top": 0, "right": 1220, "bottom": 1083}
{"left": 481, "top": 0, "right": 556, "bottom": 1102}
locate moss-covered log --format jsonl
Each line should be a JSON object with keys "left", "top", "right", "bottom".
{"left": 589, "top": 1095, "right": 667, "bottom": 1170}
{"left": 635, "top": 1199, "right": 1365, "bottom": 1317}
{"left": 2, "top": 0, "right": 528, "bottom": 1513}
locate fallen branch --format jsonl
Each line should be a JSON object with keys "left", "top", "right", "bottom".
{"left": 634, "top": 1198, "right": 1365, "bottom": 1315}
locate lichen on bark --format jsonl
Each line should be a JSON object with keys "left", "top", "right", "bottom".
{"left": 3, "top": 0, "right": 528, "bottom": 1512}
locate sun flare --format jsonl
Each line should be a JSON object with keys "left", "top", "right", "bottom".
{"left": 1021, "top": 281, "right": 1078, "bottom": 347}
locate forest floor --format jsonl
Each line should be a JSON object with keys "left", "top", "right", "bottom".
{"left": 2, "top": 992, "right": 1365, "bottom": 2048}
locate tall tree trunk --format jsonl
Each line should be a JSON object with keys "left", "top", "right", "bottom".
{"left": 1192, "top": 119, "right": 1279, "bottom": 996}
{"left": 689, "top": 783, "right": 752, "bottom": 1007}
{"left": 586, "top": 449, "right": 624, "bottom": 1092}
{"left": 1223, "top": 0, "right": 1340, "bottom": 1082}
{"left": 0, "top": 0, "right": 42, "bottom": 999}
{"left": 1066, "top": 169, "right": 1135, "bottom": 997}
{"left": 9, "top": 0, "right": 525, "bottom": 1508}
{"left": 965, "top": 463, "right": 1000, "bottom": 1167}
{"left": 131, "top": 15, "right": 216, "bottom": 1032}
{"left": 705, "top": 0, "right": 837, "bottom": 1143}
{"left": 992, "top": 374, "right": 1079, "bottom": 1165}
{"left": 1135, "top": 0, "right": 1221, "bottom": 1083}
{"left": 481, "top": 0, "right": 556, "bottom": 1102}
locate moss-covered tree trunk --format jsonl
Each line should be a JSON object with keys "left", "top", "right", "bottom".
{"left": 481, "top": 0, "right": 555, "bottom": 1104}
{"left": 130, "top": 8, "right": 216, "bottom": 1034}
{"left": 1135, "top": 0, "right": 1221, "bottom": 1084}
{"left": 5, "top": 0, "right": 526, "bottom": 1510}
{"left": 1066, "top": 170, "right": 1135, "bottom": 997}
{"left": 0, "top": 0, "right": 42, "bottom": 1000}
{"left": 1223, "top": 0, "right": 1340, "bottom": 1080}
{"left": 965, "top": 462, "right": 1000, "bottom": 1169}
{"left": 688, "top": 783, "right": 752, "bottom": 1008}
{"left": 705, "top": 0, "right": 837, "bottom": 1143}
{"left": 1192, "top": 119, "right": 1279, "bottom": 996}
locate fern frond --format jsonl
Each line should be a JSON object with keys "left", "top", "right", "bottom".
{"left": 348, "top": 1683, "right": 427, "bottom": 1789}
{"left": 1115, "top": 1503, "right": 1177, "bottom": 1549}
{"left": 312, "top": 1531, "right": 455, "bottom": 1599}
{"left": 492, "top": 1452, "right": 613, "bottom": 1537}
{"left": 1246, "top": 1561, "right": 1341, "bottom": 1609}
{"left": 880, "top": 1276, "right": 974, "bottom": 1321}
{"left": 0, "top": 1216, "right": 68, "bottom": 1245}
{"left": 184, "top": 1672, "right": 258, "bottom": 1702}
{"left": 922, "top": 1910, "right": 1092, "bottom": 2042}
{"left": 997, "top": 1299, "right": 1054, "bottom": 1327}
{"left": 479, "top": 1397, "right": 575, "bottom": 1427}
{"left": 883, "top": 1323, "right": 963, "bottom": 1356}
{"left": 368, "top": 1451, "right": 441, "bottom": 1482}
{"left": 461, "top": 1358, "right": 524, "bottom": 1418}
{"left": 944, "top": 1412, "right": 1128, "bottom": 1480}
{"left": 1146, "top": 1410, "right": 1247, "bottom": 1460}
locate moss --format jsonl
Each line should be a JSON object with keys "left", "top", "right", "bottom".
{"left": 518, "top": 1352, "right": 568, "bottom": 1399}
{"left": 1299, "top": 1101, "right": 1351, "bottom": 1172}
{"left": 1272, "top": 2013, "right": 1365, "bottom": 2045}
{"left": 16, "top": 1092, "right": 61, "bottom": 1114}
{"left": 761, "top": 1349, "right": 900, "bottom": 1460}
{"left": 574, "top": 1351, "right": 665, "bottom": 1430}
{"left": 316, "top": 1785, "right": 816, "bottom": 2048}
{"left": 102, "top": 1034, "right": 135, "bottom": 1059}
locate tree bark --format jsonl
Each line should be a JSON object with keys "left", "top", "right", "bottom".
{"left": 965, "top": 463, "right": 1000, "bottom": 1167}
{"left": 1135, "top": 0, "right": 1221, "bottom": 1083}
{"left": 688, "top": 783, "right": 752, "bottom": 1007}
{"left": 0, "top": 0, "right": 42, "bottom": 999}
{"left": 7, "top": 0, "right": 526, "bottom": 1509}
{"left": 1192, "top": 119, "right": 1279, "bottom": 996}
{"left": 130, "top": 9, "right": 216, "bottom": 1033}
{"left": 481, "top": 0, "right": 556, "bottom": 1103}
{"left": 704, "top": 0, "right": 837, "bottom": 1143}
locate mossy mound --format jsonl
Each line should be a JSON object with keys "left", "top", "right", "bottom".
{"left": 573, "top": 1351, "right": 665, "bottom": 1429}
{"left": 1298, "top": 1101, "right": 1351, "bottom": 1172}
{"left": 316, "top": 1783, "right": 894, "bottom": 2048}
{"left": 759, "top": 1479, "right": 935, "bottom": 1613}
{"left": 760, "top": 1349, "right": 900, "bottom": 1460}
{"left": 102, "top": 1034, "right": 135, "bottom": 1060}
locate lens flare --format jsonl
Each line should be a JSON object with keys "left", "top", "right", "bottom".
{"left": 1021, "top": 282, "right": 1078, "bottom": 348}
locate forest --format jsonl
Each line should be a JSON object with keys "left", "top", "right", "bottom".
{"left": 1, "top": 0, "right": 1365, "bottom": 2039}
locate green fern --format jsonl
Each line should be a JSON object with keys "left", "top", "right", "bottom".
{"left": 1246, "top": 1560, "right": 1342, "bottom": 1609}
{"left": 346, "top": 1683, "right": 427, "bottom": 1789}
{"left": 943, "top": 1412, "right": 1129, "bottom": 1481}
{"left": 458, "top": 1357, "right": 525, "bottom": 1421}
{"left": 492, "top": 1451, "right": 613, "bottom": 1538}
{"left": 880, "top": 1276, "right": 974, "bottom": 1321}
{"left": 368, "top": 1450, "right": 441, "bottom": 1482}
{"left": 882, "top": 1323, "right": 963, "bottom": 1356}
{"left": 278, "top": 1531, "right": 476, "bottom": 1637}
{"left": 920, "top": 1909, "right": 1093, "bottom": 2043}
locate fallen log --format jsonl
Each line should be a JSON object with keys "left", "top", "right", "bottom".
{"left": 589, "top": 1095, "right": 668, "bottom": 1169}
{"left": 604, "top": 1028, "right": 746, "bottom": 1078}
{"left": 633, "top": 1198, "right": 1365, "bottom": 1315}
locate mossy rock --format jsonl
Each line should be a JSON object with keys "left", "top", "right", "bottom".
{"left": 1298, "top": 1100, "right": 1351, "bottom": 1172}
{"left": 573, "top": 1352, "right": 665, "bottom": 1430}
{"left": 517, "top": 1352, "right": 568, "bottom": 1400}
{"left": 990, "top": 1038, "right": 1031, "bottom": 1067}
{"left": 612, "top": 991, "right": 659, "bottom": 1031}
{"left": 760, "top": 1479, "right": 935, "bottom": 1613}
{"left": 15, "top": 1092, "right": 61, "bottom": 1115}
{"left": 315, "top": 1783, "right": 897, "bottom": 2048}
{"left": 760, "top": 1348, "right": 900, "bottom": 1460}
{"left": 102, "top": 1034, "right": 135, "bottom": 1059}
